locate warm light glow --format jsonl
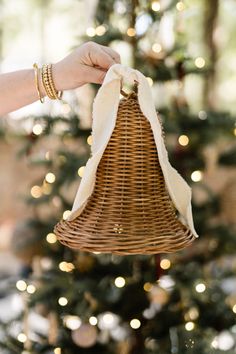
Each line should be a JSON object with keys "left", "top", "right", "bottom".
{"left": 151, "top": 1, "right": 161, "bottom": 11}
{"left": 31, "top": 185, "right": 42, "bottom": 198}
{"left": 89, "top": 316, "right": 98, "bottom": 326}
{"left": 96, "top": 25, "right": 106, "bottom": 36}
{"left": 54, "top": 348, "right": 61, "bottom": 354}
{"left": 59, "top": 261, "right": 75, "bottom": 272}
{"left": 160, "top": 258, "right": 171, "bottom": 270}
{"left": 63, "top": 210, "right": 71, "bottom": 220}
{"left": 46, "top": 233, "right": 57, "bottom": 244}
{"left": 64, "top": 315, "right": 81, "bottom": 330}
{"left": 234, "top": 127, "right": 236, "bottom": 136}
{"left": 191, "top": 170, "right": 203, "bottom": 182}
{"left": 146, "top": 77, "right": 153, "bottom": 86}
{"left": 78, "top": 166, "right": 85, "bottom": 177}
{"left": 86, "top": 27, "right": 96, "bottom": 37}
{"left": 195, "top": 283, "right": 206, "bottom": 293}
{"left": 45, "top": 172, "right": 56, "bottom": 184}
{"left": 87, "top": 135, "right": 93, "bottom": 145}
{"left": 103, "top": 313, "right": 114, "bottom": 325}
{"left": 211, "top": 338, "right": 218, "bottom": 349}
{"left": 176, "top": 1, "right": 186, "bottom": 11}
{"left": 27, "top": 284, "right": 36, "bottom": 294}
{"left": 130, "top": 319, "right": 141, "bottom": 329}
{"left": 45, "top": 151, "right": 51, "bottom": 160}
{"left": 114, "top": 276, "right": 126, "bottom": 288}
{"left": 232, "top": 304, "right": 236, "bottom": 313}
{"left": 185, "top": 321, "right": 195, "bottom": 331}
{"left": 186, "top": 307, "right": 199, "bottom": 320}
{"left": 58, "top": 297, "right": 68, "bottom": 306}
{"left": 152, "top": 43, "right": 162, "bottom": 53}
{"left": 32, "top": 124, "right": 43, "bottom": 135}
{"left": 17, "top": 333, "right": 27, "bottom": 343}
{"left": 143, "top": 282, "right": 153, "bottom": 292}
{"left": 195, "top": 57, "right": 205, "bottom": 69}
{"left": 178, "top": 135, "right": 189, "bottom": 146}
{"left": 16, "top": 280, "right": 27, "bottom": 292}
{"left": 127, "top": 27, "right": 136, "bottom": 37}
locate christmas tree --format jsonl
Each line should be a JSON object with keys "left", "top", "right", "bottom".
{"left": 1, "top": 1, "right": 236, "bottom": 353}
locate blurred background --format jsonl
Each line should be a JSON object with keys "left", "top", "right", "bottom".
{"left": 0, "top": 0, "right": 236, "bottom": 353}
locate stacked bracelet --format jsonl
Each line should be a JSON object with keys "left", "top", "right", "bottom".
{"left": 33, "top": 63, "right": 63, "bottom": 103}
{"left": 33, "top": 63, "right": 45, "bottom": 103}
{"left": 42, "top": 63, "right": 63, "bottom": 100}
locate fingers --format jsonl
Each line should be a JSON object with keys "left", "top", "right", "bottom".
{"left": 100, "top": 45, "right": 121, "bottom": 64}
{"left": 86, "top": 42, "right": 121, "bottom": 71}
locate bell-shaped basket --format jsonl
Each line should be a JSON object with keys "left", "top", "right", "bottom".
{"left": 54, "top": 81, "right": 196, "bottom": 255}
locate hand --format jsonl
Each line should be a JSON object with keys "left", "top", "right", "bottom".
{"left": 52, "top": 41, "right": 121, "bottom": 91}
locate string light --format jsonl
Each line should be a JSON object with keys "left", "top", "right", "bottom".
{"left": 89, "top": 316, "right": 98, "bottom": 326}
{"left": 96, "top": 25, "right": 106, "bottom": 36}
{"left": 64, "top": 315, "right": 81, "bottom": 330}
{"left": 176, "top": 1, "right": 186, "bottom": 11}
{"left": 211, "top": 338, "right": 218, "bottom": 349}
{"left": 32, "top": 124, "right": 43, "bottom": 135}
{"left": 16, "top": 280, "right": 27, "bottom": 291}
{"left": 78, "top": 166, "right": 85, "bottom": 177}
{"left": 86, "top": 27, "right": 96, "bottom": 37}
{"left": 31, "top": 185, "right": 42, "bottom": 198}
{"left": 58, "top": 297, "right": 68, "bottom": 306}
{"left": 146, "top": 77, "right": 153, "bottom": 86}
{"left": 54, "top": 348, "right": 61, "bottom": 354}
{"left": 63, "top": 210, "right": 71, "bottom": 220}
{"left": 143, "top": 282, "right": 153, "bottom": 292}
{"left": 127, "top": 28, "right": 136, "bottom": 37}
{"left": 59, "top": 261, "right": 75, "bottom": 272}
{"left": 185, "top": 321, "right": 195, "bottom": 331}
{"left": 46, "top": 232, "right": 57, "bottom": 244}
{"left": 45, "top": 151, "right": 51, "bottom": 160}
{"left": 234, "top": 127, "right": 236, "bottom": 136}
{"left": 184, "top": 307, "right": 199, "bottom": 321}
{"left": 232, "top": 304, "right": 236, "bottom": 313}
{"left": 130, "top": 319, "right": 141, "bottom": 329}
{"left": 191, "top": 170, "right": 203, "bottom": 182}
{"left": 152, "top": 43, "right": 162, "bottom": 53}
{"left": 195, "top": 283, "right": 206, "bottom": 293}
{"left": 195, "top": 57, "right": 205, "bottom": 69}
{"left": 27, "top": 284, "right": 36, "bottom": 294}
{"left": 178, "top": 135, "right": 189, "bottom": 146}
{"left": 17, "top": 333, "right": 27, "bottom": 343}
{"left": 114, "top": 276, "right": 126, "bottom": 288}
{"left": 160, "top": 258, "right": 171, "bottom": 270}
{"left": 151, "top": 1, "right": 161, "bottom": 11}
{"left": 87, "top": 135, "right": 93, "bottom": 145}
{"left": 198, "top": 110, "right": 208, "bottom": 120}
{"left": 45, "top": 172, "right": 56, "bottom": 184}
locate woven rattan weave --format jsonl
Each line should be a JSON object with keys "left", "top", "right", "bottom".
{"left": 54, "top": 89, "right": 196, "bottom": 254}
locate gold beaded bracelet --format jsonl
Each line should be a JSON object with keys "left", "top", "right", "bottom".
{"left": 42, "top": 63, "right": 63, "bottom": 100}
{"left": 33, "top": 63, "right": 44, "bottom": 103}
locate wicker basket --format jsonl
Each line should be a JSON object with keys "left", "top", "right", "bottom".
{"left": 54, "top": 86, "right": 196, "bottom": 255}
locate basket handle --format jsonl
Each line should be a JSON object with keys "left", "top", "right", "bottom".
{"left": 120, "top": 79, "right": 139, "bottom": 98}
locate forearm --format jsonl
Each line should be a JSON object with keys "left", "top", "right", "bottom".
{"left": 0, "top": 68, "right": 47, "bottom": 116}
